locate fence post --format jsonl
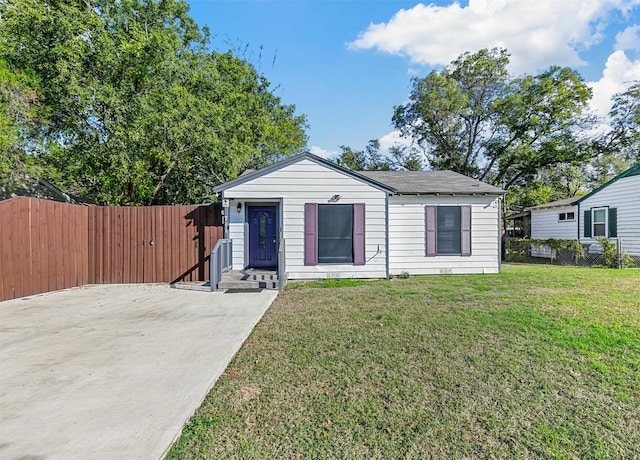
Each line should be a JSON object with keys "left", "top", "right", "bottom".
{"left": 617, "top": 238, "right": 622, "bottom": 269}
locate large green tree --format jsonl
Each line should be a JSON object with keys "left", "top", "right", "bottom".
{"left": 0, "top": 59, "right": 43, "bottom": 182}
{"left": 334, "top": 139, "right": 423, "bottom": 171}
{"left": 393, "top": 48, "right": 594, "bottom": 190}
{"left": 608, "top": 81, "right": 640, "bottom": 164}
{"left": 1, "top": 0, "right": 307, "bottom": 205}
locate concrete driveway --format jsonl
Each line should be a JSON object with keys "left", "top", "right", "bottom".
{"left": 0, "top": 284, "right": 277, "bottom": 459}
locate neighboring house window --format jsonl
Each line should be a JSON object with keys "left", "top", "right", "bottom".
{"left": 583, "top": 207, "right": 617, "bottom": 238}
{"left": 592, "top": 208, "right": 607, "bottom": 236}
{"left": 425, "top": 205, "right": 472, "bottom": 257}
{"left": 304, "top": 203, "right": 365, "bottom": 265}
{"left": 559, "top": 212, "right": 575, "bottom": 221}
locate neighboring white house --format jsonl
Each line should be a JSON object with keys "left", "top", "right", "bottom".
{"left": 528, "top": 197, "right": 579, "bottom": 257}
{"left": 213, "top": 152, "right": 505, "bottom": 280}
{"left": 578, "top": 163, "right": 640, "bottom": 257}
{"left": 528, "top": 163, "right": 640, "bottom": 257}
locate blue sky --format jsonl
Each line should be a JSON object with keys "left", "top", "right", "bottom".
{"left": 187, "top": 0, "right": 640, "bottom": 159}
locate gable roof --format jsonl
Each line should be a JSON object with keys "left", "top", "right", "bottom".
{"left": 358, "top": 170, "right": 505, "bottom": 195}
{"left": 212, "top": 152, "right": 394, "bottom": 194}
{"left": 575, "top": 163, "right": 640, "bottom": 204}
{"left": 213, "top": 151, "right": 504, "bottom": 196}
{"left": 528, "top": 197, "right": 579, "bottom": 211}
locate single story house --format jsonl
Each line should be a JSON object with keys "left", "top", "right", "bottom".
{"left": 212, "top": 152, "right": 505, "bottom": 280}
{"left": 528, "top": 163, "right": 640, "bottom": 257}
{"left": 578, "top": 163, "right": 640, "bottom": 256}
{"left": 528, "top": 197, "right": 579, "bottom": 257}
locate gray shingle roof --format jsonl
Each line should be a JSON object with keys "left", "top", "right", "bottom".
{"left": 527, "top": 197, "right": 579, "bottom": 210}
{"left": 214, "top": 152, "right": 504, "bottom": 195}
{"left": 358, "top": 170, "right": 505, "bottom": 195}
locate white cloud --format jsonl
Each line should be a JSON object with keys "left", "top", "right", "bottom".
{"left": 588, "top": 50, "right": 640, "bottom": 120}
{"left": 309, "top": 145, "right": 338, "bottom": 159}
{"left": 378, "top": 130, "right": 413, "bottom": 152}
{"left": 615, "top": 24, "right": 640, "bottom": 50}
{"left": 348, "top": 0, "right": 640, "bottom": 74}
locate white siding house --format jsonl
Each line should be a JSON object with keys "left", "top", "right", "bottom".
{"left": 213, "top": 153, "right": 505, "bottom": 281}
{"left": 577, "top": 163, "right": 640, "bottom": 256}
{"left": 529, "top": 197, "right": 579, "bottom": 258}
{"left": 527, "top": 163, "right": 640, "bottom": 257}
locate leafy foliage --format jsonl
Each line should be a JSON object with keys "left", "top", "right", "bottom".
{"left": 596, "top": 237, "right": 635, "bottom": 269}
{"left": 0, "top": 59, "right": 43, "bottom": 181}
{"left": 334, "top": 139, "right": 423, "bottom": 171}
{"left": 505, "top": 238, "right": 585, "bottom": 263}
{"left": 0, "top": 0, "right": 308, "bottom": 204}
{"left": 605, "top": 81, "right": 640, "bottom": 165}
{"left": 393, "top": 48, "right": 595, "bottom": 190}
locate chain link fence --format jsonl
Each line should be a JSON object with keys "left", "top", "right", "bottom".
{"left": 504, "top": 238, "right": 640, "bottom": 269}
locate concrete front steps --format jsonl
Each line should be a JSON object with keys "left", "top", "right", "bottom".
{"left": 171, "top": 269, "right": 280, "bottom": 292}
{"left": 218, "top": 270, "right": 280, "bottom": 290}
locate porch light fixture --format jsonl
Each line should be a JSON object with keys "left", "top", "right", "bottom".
{"left": 236, "top": 202, "right": 242, "bottom": 213}
{"left": 331, "top": 194, "right": 341, "bottom": 202}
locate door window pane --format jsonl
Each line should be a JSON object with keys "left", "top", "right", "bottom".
{"left": 258, "top": 215, "right": 266, "bottom": 249}
{"left": 318, "top": 204, "right": 353, "bottom": 263}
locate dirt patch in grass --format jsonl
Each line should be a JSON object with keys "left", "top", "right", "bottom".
{"left": 169, "top": 264, "right": 640, "bottom": 459}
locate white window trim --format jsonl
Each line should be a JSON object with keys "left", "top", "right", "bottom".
{"left": 591, "top": 207, "right": 608, "bottom": 238}
{"left": 558, "top": 211, "right": 575, "bottom": 222}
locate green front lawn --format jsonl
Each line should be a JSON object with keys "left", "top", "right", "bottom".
{"left": 169, "top": 265, "right": 640, "bottom": 459}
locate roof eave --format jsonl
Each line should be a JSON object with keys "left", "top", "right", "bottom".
{"left": 575, "top": 163, "right": 640, "bottom": 204}
{"left": 394, "top": 190, "right": 506, "bottom": 196}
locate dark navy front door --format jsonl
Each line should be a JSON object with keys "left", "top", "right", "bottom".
{"left": 248, "top": 206, "right": 278, "bottom": 269}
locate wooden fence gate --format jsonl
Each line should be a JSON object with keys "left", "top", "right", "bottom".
{"left": 0, "top": 198, "right": 223, "bottom": 301}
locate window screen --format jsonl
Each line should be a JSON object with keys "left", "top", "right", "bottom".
{"left": 437, "top": 206, "right": 461, "bottom": 254}
{"left": 318, "top": 204, "right": 353, "bottom": 263}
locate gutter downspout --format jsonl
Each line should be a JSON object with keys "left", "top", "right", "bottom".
{"left": 221, "top": 191, "right": 228, "bottom": 240}
{"left": 385, "top": 192, "right": 390, "bottom": 279}
{"left": 577, "top": 201, "right": 581, "bottom": 242}
{"left": 498, "top": 195, "right": 502, "bottom": 273}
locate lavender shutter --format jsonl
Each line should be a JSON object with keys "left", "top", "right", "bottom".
{"left": 461, "top": 205, "right": 472, "bottom": 256}
{"left": 353, "top": 203, "right": 366, "bottom": 265}
{"left": 304, "top": 203, "right": 318, "bottom": 265}
{"left": 425, "top": 205, "right": 437, "bottom": 257}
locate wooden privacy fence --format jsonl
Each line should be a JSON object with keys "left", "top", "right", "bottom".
{"left": 0, "top": 197, "right": 223, "bottom": 302}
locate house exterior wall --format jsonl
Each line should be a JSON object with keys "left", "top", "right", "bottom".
{"left": 530, "top": 206, "right": 578, "bottom": 240}
{"left": 579, "top": 174, "right": 640, "bottom": 256}
{"left": 387, "top": 195, "right": 501, "bottom": 275}
{"left": 529, "top": 205, "right": 578, "bottom": 258}
{"left": 222, "top": 159, "right": 388, "bottom": 279}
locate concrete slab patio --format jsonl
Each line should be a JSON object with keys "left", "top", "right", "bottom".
{"left": 0, "top": 284, "right": 278, "bottom": 459}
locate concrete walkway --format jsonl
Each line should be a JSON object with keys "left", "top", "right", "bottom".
{"left": 0, "top": 284, "right": 278, "bottom": 459}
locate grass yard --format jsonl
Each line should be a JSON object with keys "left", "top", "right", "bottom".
{"left": 168, "top": 264, "right": 640, "bottom": 459}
